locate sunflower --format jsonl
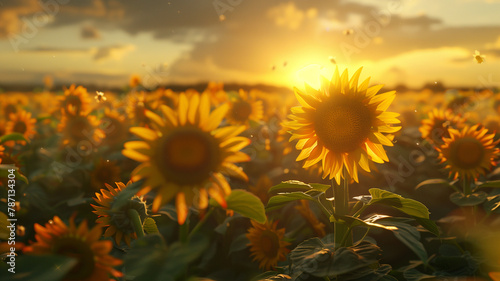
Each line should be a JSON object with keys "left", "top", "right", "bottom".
{"left": 100, "top": 109, "right": 128, "bottom": 147}
{"left": 2, "top": 99, "right": 18, "bottom": 118}
{"left": 419, "top": 108, "right": 465, "bottom": 144}
{"left": 125, "top": 92, "right": 153, "bottom": 126}
{"left": 226, "top": 89, "right": 264, "bottom": 126}
{"left": 90, "top": 159, "right": 122, "bottom": 192}
{"left": 5, "top": 110, "right": 37, "bottom": 144}
{"left": 284, "top": 67, "right": 401, "bottom": 183}
{"left": 92, "top": 181, "right": 148, "bottom": 246}
{"left": 437, "top": 125, "right": 499, "bottom": 181}
{"left": 0, "top": 145, "right": 4, "bottom": 164}
{"left": 23, "top": 216, "right": 122, "bottom": 281}
{"left": 246, "top": 220, "right": 290, "bottom": 270}
{"left": 151, "top": 88, "right": 177, "bottom": 109}
{"left": 129, "top": 74, "right": 141, "bottom": 88}
{"left": 58, "top": 84, "right": 92, "bottom": 116}
{"left": 248, "top": 175, "right": 273, "bottom": 204}
{"left": 203, "top": 82, "right": 228, "bottom": 106}
{"left": 58, "top": 112, "right": 103, "bottom": 147}
{"left": 122, "top": 92, "right": 250, "bottom": 224}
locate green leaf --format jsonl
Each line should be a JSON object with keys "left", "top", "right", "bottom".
{"left": 0, "top": 164, "right": 28, "bottom": 184}
{"left": 484, "top": 194, "right": 500, "bottom": 213}
{"left": 213, "top": 189, "right": 266, "bottom": 223}
{"left": 0, "top": 133, "right": 28, "bottom": 144}
{"left": 228, "top": 233, "right": 250, "bottom": 255}
{"left": 110, "top": 180, "right": 143, "bottom": 211}
{"left": 265, "top": 191, "right": 314, "bottom": 212}
{"left": 143, "top": 217, "right": 159, "bottom": 234}
{"left": 449, "top": 191, "right": 487, "bottom": 206}
{"left": 0, "top": 255, "right": 76, "bottom": 281}
{"left": 376, "top": 218, "right": 429, "bottom": 263}
{"left": 289, "top": 238, "right": 383, "bottom": 278}
{"left": 268, "top": 180, "right": 330, "bottom": 194}
{"left": 251, "top": 272, "right": 290, "bottom": 281}
{"left": 403, "top": 269, "right": 436, "bottom": 281}
{"left": 415, "top": 179, "right": 452, "bottom": 190}
{"left": 368, "top": 188, "right": 430, "bottom": 219}
{"left": 414, "top": 217, "right": 440, "bottom": 236}
{"left": 476, "top": 180, "right": 500, "bottom": 189}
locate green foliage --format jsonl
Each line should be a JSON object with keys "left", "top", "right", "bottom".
{"left": 368, "top": 188, "right": 430, "bottom": 219}
{"left": 0, "top": 164, "right": 29, "bottom": 184}
{"left": 143, "top": 217, "right": 159, "bottom": 234}
{"left": 0, "top": 255, "right": 76, "bottom": 281}
{"left": 449, "top": 191, "right": 487, "bottom": 206}
{"left": 124, "top": 234, "right": 209, "bottom": 281}
{"left": 211, "top": 189, "right": 267, "bottom": 223}
{"left": 0, "top": 133, "right": 28, "bottom": 145}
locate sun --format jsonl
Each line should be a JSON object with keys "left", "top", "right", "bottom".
{"left": 122, "top": 92, "right": 251, "bottom": 224}
{"left": 284, "top": 67, "right": 401, "bottom": 183}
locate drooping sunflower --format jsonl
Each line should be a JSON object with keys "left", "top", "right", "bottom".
{"left": 122, "top": 92, "right": 250, "bottom": 224}
{"left": 23, "top": 216, "right": 122, "bottom": 281}
{"left": 246, "top": 220, "right": 290, "bottom": 270}
{"left": 284, "top": 67, "right": 401, "bottom": 183}
{"left": 92, "top": 181, "right": 148, "bottom": 246}
{"left": 58, "top": 84, "right": 92, "bottom": 115}
{"left": 226, "top": 89, "right": 264, "bottom": 126}
{"left": 437, "top": 125, "right": 500, "bottom": 181}
{"left": 420, "top": 108, "right": 466, "bottom": 144}
{"left": 5, "top": 110, "right": 37, "bottom": 144}
{"left": 58, "top": 111, "right": 103, "bottom": 147}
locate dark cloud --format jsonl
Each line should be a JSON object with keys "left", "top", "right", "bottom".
{"left": 19, "top": 44, "right": 134, "bottom": 61}
{"left": 81, "top": 24, "right": 100, "bottom": 39}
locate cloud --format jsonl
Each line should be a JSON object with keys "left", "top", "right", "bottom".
{"left": 91, "top": 44, "right": 135, "bottom": 61}
{"left": 19, "top": 44, "right": 135, "bottom": 62}
{"left": 0, "top": 0, "right": 42, "bottom": 38}
{"left": 267, "top": 2, "right": 317, "bottom": 30}
{"left": 81, "top": 24, "right": 100, "bottom": 39}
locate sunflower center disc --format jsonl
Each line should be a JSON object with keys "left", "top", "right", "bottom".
{"left": 232, "top": 101, "right": 252, "bottom": 122}
{"left": 261, "top": 230, "right": 280, "bottom": 257}
{"left": 13, "top": 121, "right": 27, "bottom": 134}
{"left": 161, "top": 127, "right": 220, "bottom": 185}
{"left": 451, "top": 137, "right": 485, "bottom": 169}
{"left": 53, "top": 237, "right": 95, "bottom": 280}
{"left": 314, "top": 97, "right": 372, "bottom": 153}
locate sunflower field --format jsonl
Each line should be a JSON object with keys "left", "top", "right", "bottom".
{"left": 2, "top": 66, "right": 500, "bottom": 281}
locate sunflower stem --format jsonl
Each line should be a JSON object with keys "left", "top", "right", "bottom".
{"left": 179, "top": 218, "right": 190, "bottom": 243}
{"left": 333, "top": 168, "right": 351, "bottom": 248}
{"left": 127, "top": 209, "right": 145, "bottom": 238}
{"left": 187, "top": 208, "right": 215, "bottom": 242}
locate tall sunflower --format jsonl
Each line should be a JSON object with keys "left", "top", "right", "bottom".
{"left": 5, "top": 110, "right": 37, "bottom": 144}
{"left": 23, "top": 216, "right": 122, "bottom": 281}
{"left": 284, "top": 67, "right": 400, "bottom": 183}
{"left": 246, "top": 220, "right": 290, "bottom": 270}
{"left": 226, "top": 89, "right": 264, "bottom": 126}
{"left": 437, "top": 125, "right": 499, "bottom": 181}
{"left": 92, "top": 181, "right": 148, "bottom": 246}
{"left": 58, "top": 112, "right": 103, "bottom": 147}
{"left": 58, "top": 84, "right": 92, "bottom": 116}
{"left": 420, "top": 108, "right": 465, "bottom": 144}
{"left": 122, "top": 92, "right": 250, "bottom": 224}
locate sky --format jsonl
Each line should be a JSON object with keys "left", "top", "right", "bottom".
{"left": 1, "top": 0, "right": 500, "bottom": 89}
